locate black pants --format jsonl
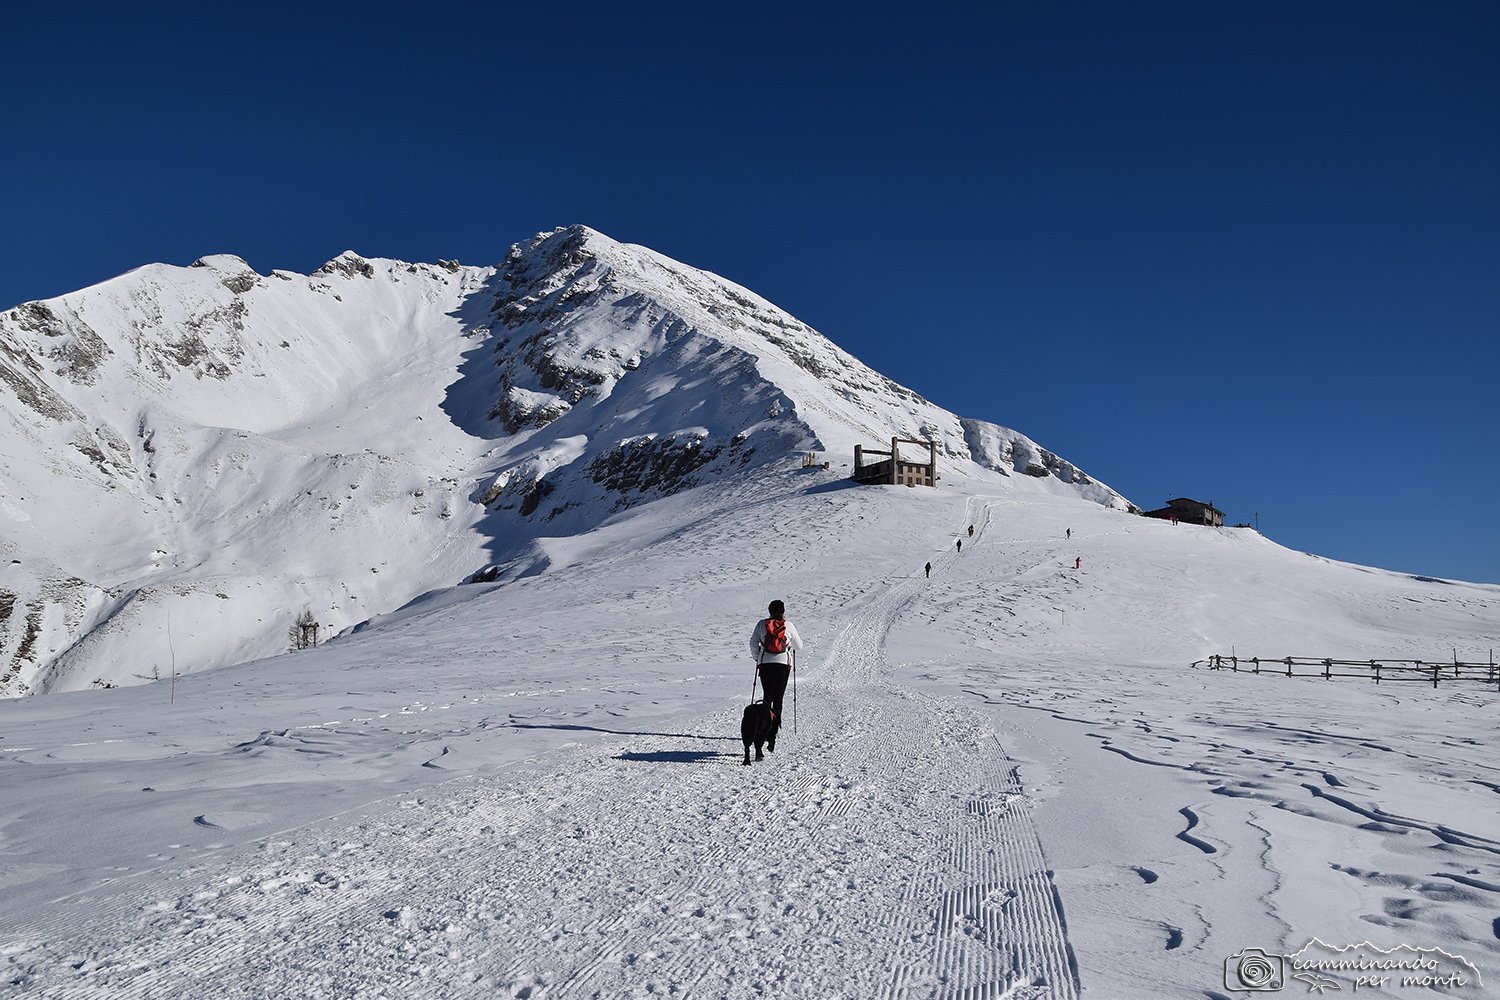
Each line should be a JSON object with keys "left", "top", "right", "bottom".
{"left": 758, "top": 663, "right": 790, "bottom": 734}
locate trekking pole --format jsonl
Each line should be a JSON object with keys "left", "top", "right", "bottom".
{"left": 792, "top": 648, "right": 797, "bottom": 734}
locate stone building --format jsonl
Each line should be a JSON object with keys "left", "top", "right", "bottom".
{"left": 1143, "top": 497, "right": 1224, "bottom": 526}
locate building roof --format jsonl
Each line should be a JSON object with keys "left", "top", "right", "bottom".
{"left": 1166, "top": 497, "right": 1222, "bottom": 515}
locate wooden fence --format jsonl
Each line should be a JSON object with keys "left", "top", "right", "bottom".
{"left": 1193, "top": 653, "right": 1499, "bottom": 690}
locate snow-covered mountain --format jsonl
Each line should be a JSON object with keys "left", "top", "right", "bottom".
{"left": 4, "top": 228, "right": 1498, "bottom": 998}
{"left": 0, "top": 226, "right": 1128, "bottom": 696}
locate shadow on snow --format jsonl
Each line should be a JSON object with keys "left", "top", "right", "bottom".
{"left": 508, "top": 722, "right": 737, "bottom": 742}
{"left": 613, "top": 750, "right": 740, "bottom": 764}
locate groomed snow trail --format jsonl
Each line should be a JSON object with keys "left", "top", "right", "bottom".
{"left": 4, "top": 504, "right": 1079, "bottom": 1000}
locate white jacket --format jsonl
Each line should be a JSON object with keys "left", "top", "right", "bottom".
{"left": 750, "top": 617, "right": 804, "bottom": 665}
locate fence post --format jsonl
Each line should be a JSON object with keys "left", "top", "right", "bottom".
{"left": 1251, "top": 657, "right": 1258, "bottom": 675}
{"left": 1232, "top": 653, "right": 1238, "bottom": 672}
{"left": 1374, "top": 660, "right": 1381, "bottom": 684}
{"left": 1285, "top": 657, "right": 1293, "bottom": 678}
{"left": 1432, "top": 662, "right": 1440, "bottom": 689}
{"left": 1324, "top": 658, "right": 1332, "bottom": 680}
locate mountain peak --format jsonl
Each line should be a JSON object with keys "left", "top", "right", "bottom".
{"left": 315, "top": 250, "right": 376, "bottom": 279}
{"left": 475, "top": 225, "right": 1132, "bottom": 527}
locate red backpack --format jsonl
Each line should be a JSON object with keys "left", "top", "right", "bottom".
{"left": 763, "top": 618, "right": 787, "bottom": 655}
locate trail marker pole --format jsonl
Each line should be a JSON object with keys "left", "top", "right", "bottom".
{"left": 167, "top": 611, "right": 177, "bottom": 705}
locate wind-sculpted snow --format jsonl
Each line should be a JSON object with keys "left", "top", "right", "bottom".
{"left": 0, "top": 226, "right": 1127, "bottom": 695}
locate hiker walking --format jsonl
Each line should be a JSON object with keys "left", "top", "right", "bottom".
{"left": 750, "top": 600, "right": 803, "bottom": 752}
{"left": 1074, "top": 556, "right": 1081, "bottom": 570}
{"left": 925, "top": 561, "right": 931, "bottom": 579}
{"left": 956, "top": 539, "right": 962, "bottom": 554}
{"left": 1066, "top": 528, "right": 1071, "bottom": 539}
{"left": 967, "top": 525, "right": 974, "bottom": 538}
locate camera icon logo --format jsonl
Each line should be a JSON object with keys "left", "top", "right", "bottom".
{"left": 1225, "top": 948, "right": 1286, "bottom": 992}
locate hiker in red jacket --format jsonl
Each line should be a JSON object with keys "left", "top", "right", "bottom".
{"left": 749, "top": 599, "right": 804, "bottom": 752}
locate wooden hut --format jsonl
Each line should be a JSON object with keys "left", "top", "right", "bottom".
{"left": 853, "top": 437, "right": 938, "bottom": 487}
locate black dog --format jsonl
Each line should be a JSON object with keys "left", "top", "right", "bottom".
{"left": 741, "top": 701, "right": 776, "bottom": 765}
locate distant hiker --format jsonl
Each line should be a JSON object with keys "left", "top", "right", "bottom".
{"left": 1074, "top": 556, "right": 1081, "bottom": 570}
{"left": 967, "top": 525, "right": 974, "bottom": 538}
{"left": 750, "top": 600, "right": 803, "bottom": 754}
{"left": 956, "top": 539, "right": 962, "bottom": 554}
{"left": 925, "top": 562, "right": 932, "bottom": 579}
{"left": 1066, "top": 528, "right": 1071, "bottom": 539}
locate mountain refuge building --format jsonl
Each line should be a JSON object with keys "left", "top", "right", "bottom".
{"left": 853, "top": 437, "right": 939, "bottom": 487}
{"left": 1143, "top": 497, "right": 1224, "bottom": 526}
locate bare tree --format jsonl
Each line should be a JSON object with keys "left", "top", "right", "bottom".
{"left": 288, "top": 607, "right": 320, "bottom": 651}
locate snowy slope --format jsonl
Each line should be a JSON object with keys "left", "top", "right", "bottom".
{"left": 0, "top": 227, "right": 1127, "bottom": 696}
{"left": 0, "top": 467, "right": 1495, "bottom": 998}
{"left": 0, "top": 250, "right": 503, "bottom": 696}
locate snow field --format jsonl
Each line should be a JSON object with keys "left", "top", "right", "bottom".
{"left": 890, "top": 491, "right": 1500, "bottom": 998}
{"left": 3, "top": 486, "right": 1081, "bottom": 998}
{"left": 1, "top": 469, "right": 1496, "bottom": 998}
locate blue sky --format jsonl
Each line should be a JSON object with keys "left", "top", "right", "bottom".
{"left": 3, "top": 2, "right": 1497, "bottom": 582}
